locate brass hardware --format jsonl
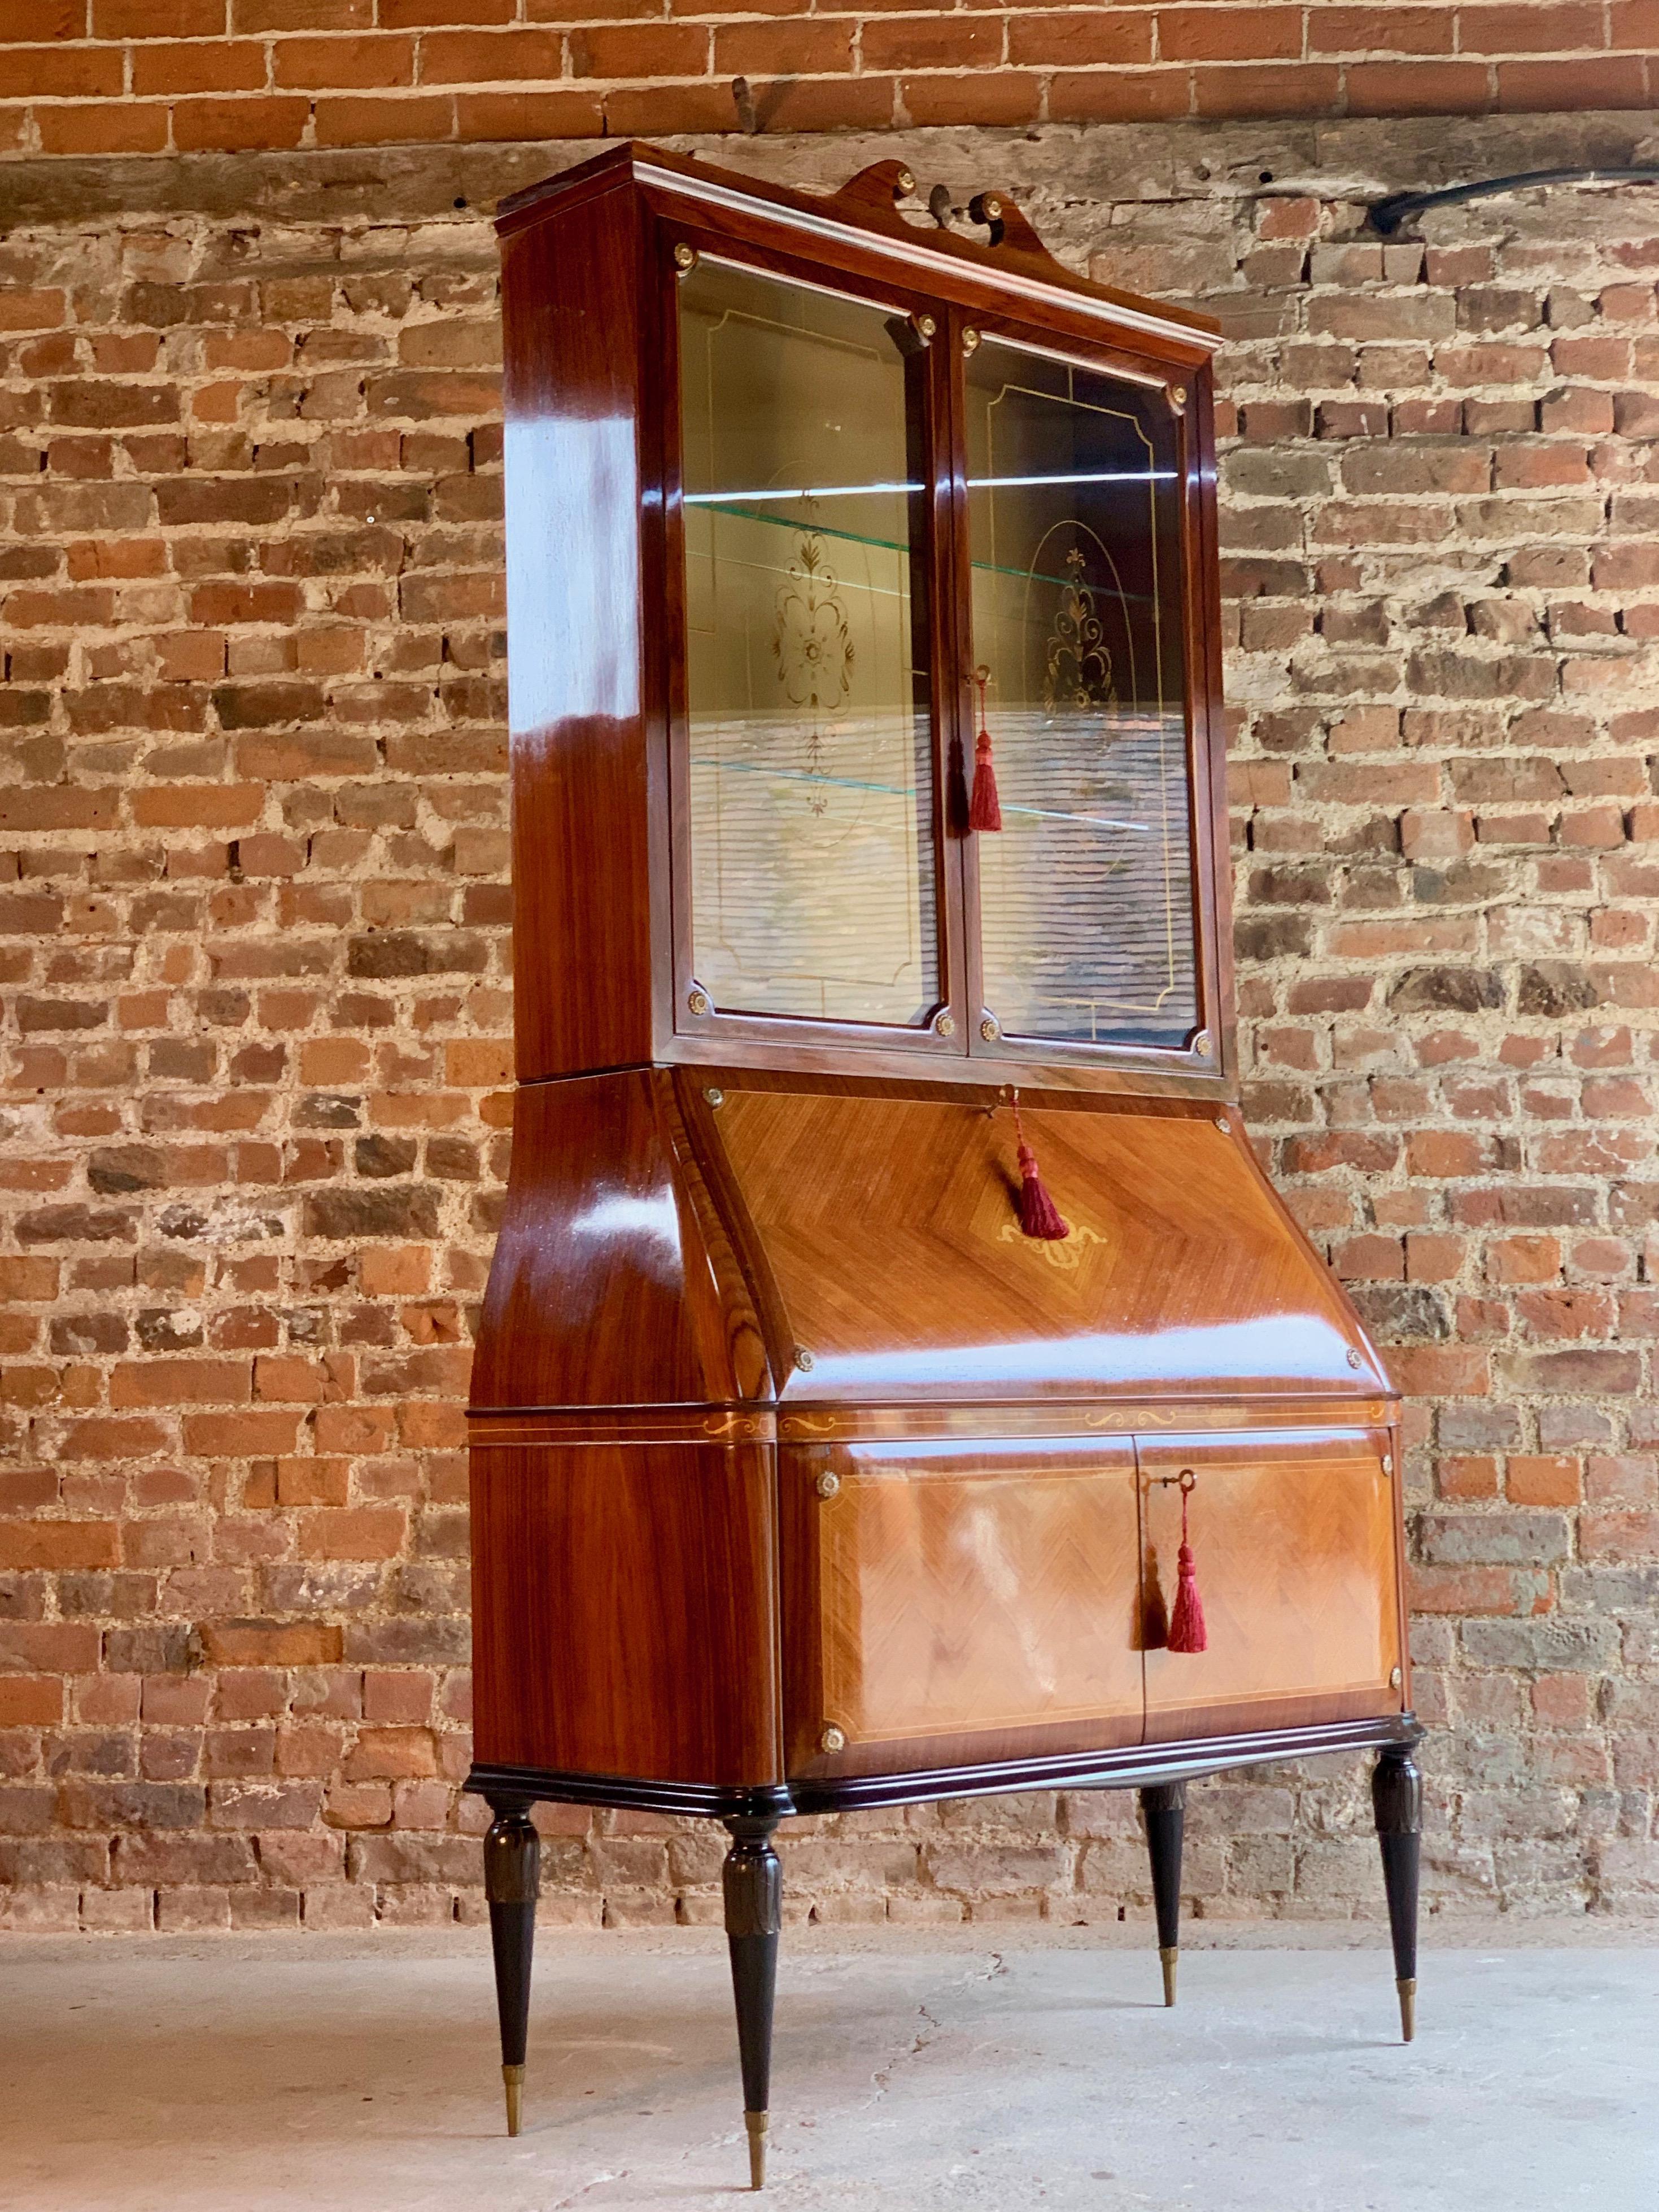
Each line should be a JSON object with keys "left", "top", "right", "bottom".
{"left": 963, "top": 327, "right": 981, "bottom": 355}
{"left": 794, "top": 1347, "right": 814, "bottom": 1372}
{"left": 983, "top": 195, "right": 1003, "bottom": 220}
{"left": 1215, "top": 1114, "right": 1230, "bottom": 1135}
{"left": 1160, "top": 1947, "right": 1178, "bottom": 2008}
{"left": 1169, "top": 383, "right": 1187, "bottom": 410}
{"left": 1397, "top": 1977, "right": 1416, "bottom": 2043}
{"left": 1382, "top": 1452, "right": 1393, "bottom": 1475}
{"left": 1390, "top": 1665, "right": 1403, "bottom": 1688}
{"left": 934, "top": 1010, "right": 956, "bottom": 1038}
{"left": 979, "top": 1015, "right": 1000, "bottom": 1042}
{"left": 914, "top": 312, "right": 937, "bottom": 343}
{"left": 1152, "top": 1468, "right": 1198, "bottom": 1493}
{"left": 1347, "top": 1348, "right": 1364, "bottom": 1369}
{"left": 744, "top": 2110, "right": 768, "bottom": 2189}
{"left": 673, "top": 243, "right": 696, "bottom": 272}
{"left": 1193, "top": 1028, "right": 1211, "bottom": 1055}
{"left": 503, "top": 2063, "right": 524, "bottom": 2137}
{"left": 687, "top": 986, "right": 710, "bottom": 1016}
{"left": 896, "top": 168, "right": 915, "bottom": 195}
{"left": 819, "top": 1724, "right": 846, "bottom": 1754}
{"left": 704, "top": 1086, "right": 724, "bottom": 1108}
{"left": 815, "top": 1470, "right": 840, "bottom": 1500}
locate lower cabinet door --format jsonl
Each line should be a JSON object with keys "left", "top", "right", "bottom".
{"left": 1140, "top": 1428, "right": 1404, "bottom": 1742}
{"left": 785, "top": 1437, "right": 1143, "bottom": 1777}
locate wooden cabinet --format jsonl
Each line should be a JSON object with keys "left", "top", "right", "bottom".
{"left": 465, "top": 145, "right": 1424, "bottom": 2185}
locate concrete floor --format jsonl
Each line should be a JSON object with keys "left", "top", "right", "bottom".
{"left": 3, "top": 1925, "right": 1654, "bottom": 2212}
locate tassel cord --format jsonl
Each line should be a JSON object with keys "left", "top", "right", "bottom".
{"left": 968, "top": 666, "right": 1002, "bottom": 833}
{"left": 1009, "top": 1094, "right": 1069, "bottom": 1242}
{"left": 1166, "top": 1472, "right": 1207, "bottom": 1655}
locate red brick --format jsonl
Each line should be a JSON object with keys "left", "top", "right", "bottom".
{"left": 1308, "top": 6, "right": 1453, "bottom": 51}
{"left": 1507, "top": 1455, "right": 1582, "bottom": 1506}
{"left": 131, "top": 41, "right": 270, "bottom": 97}
{"left": 417, "top": 27, "right": 563, "bottom": 80}
{"left": 1049, "top": 66, "right": 1190, "bottom": 120}
{"left": 1497, "top": 57, "right": 1651, "bottom": 108}
{"left": 860, "top": 13, "right": 1002, "bottom": 70}
{"left": 34, "top": 103, "right": 171, "bottom": 154}
{"left": 173, "top": 97, "right": 312, "bottom": 151}
{"left": 272, "top": 33, "right": 417, "bottom": 87}
{"left": 1192, "top": 62, "right": 1343, "bottom": 114}
{"left": 1007, "top": 11, "right": 1154, "bottom": 64}
{"left": 567, "top": 22, "right": 706, "bottom": 75}
{"left": 1158, "top": 6, "right": 1303, "bottom": 61}
{"left": 1345, "top": 60, "right": 1495, "bottom": 112}
{"left": 0, "top": 1678, "right": 64, "bottom": 1725}
{"left": 453, "top": 88, "right": 604, "bottom": 135}
{"left": 0, "top": 1522, "right": 120, "bottom": 1569}
{"left": 92, "top": 0, "right": 222, "bottom": 31}
{"left": 311, "top": 93, "right": 456, "bottom": 143}
{"left": 900, "top": 71, "right": 1044, "bottom": 125}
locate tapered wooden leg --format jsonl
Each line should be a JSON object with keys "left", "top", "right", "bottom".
{"left": 1372, "top": 1743, "right": 1422, "bottom": 2043}
{"left": 484, "top": 1796, "right": 540, "bottom": 2135}
{"left": 1140, "top": 1781, "right": 1186, "bottom": 2006}
{"left": 722, "top": 1815, "right": 782, "bottom": 2189}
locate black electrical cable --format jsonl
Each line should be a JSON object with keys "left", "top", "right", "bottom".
{"left": 1369, "top": 164, "right": 1659, "bottom": 234}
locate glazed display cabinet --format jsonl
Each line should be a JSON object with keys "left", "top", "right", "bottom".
{"left": 466, "top": 143, "right": 1422, "bottom": 2186}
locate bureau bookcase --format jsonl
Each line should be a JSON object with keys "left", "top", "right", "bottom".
{"left": 466, "top": 143, "right": 1423, "bottom": 2187}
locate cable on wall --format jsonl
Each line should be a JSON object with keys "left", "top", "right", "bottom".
{"left": 1369, "top": 165, "right": 1659, "bottom": 234}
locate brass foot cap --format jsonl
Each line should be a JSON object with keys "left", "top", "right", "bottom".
{"left": 744, "top": 2109, "right": 769, "bottom": 2191}
{"left": 1159, "top": 1945, "right": 1178, "bottom": 2008}
{"left": 1397, "top": 1977, "right": 1416, "bottom": 2044}
{"left": 503, "top": 2063, "right": 525, "bottom": 2137}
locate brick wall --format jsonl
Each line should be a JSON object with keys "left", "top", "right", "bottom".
{"left": 1, "top": 4, "right": 1654, "bottom": 156}
{"left": 3, "top": 111, "right": 1659, "bottom": 1932}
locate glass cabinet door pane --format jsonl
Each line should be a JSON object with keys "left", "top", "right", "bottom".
{"left": 679, "top": 259, "right": 938, "bottom": 1028}
{"left": 966, "top": 338, "right": 1199, "bottom": 1051}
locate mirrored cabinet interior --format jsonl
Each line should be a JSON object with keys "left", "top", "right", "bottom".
{"left": 465, "top": 144, "right": 1424, "bottom": 2188}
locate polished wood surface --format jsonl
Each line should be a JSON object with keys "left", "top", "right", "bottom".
{"left": 802, "top": 1439, "right": 1142, "bottom": 1757}
{"left": 775, "top": 1396, "right": 1398, "bottom": 1444}
{"left": 469, "top": 1069, "right": 769, "bottom": 1411}
{"left": 500, "top": 179, "right": 659, "bottom": 1085}
{"left": 496, "top": 140, "right": 1226, "bottom": 1099}
{"left": 1141, "top": 1430, "right": 1402, "bottom": 1743}
{"left": 708, "top": 1083, "right": 1385, "bottom": 1405}
{"left": 470, "top": 1440, "right": 782, "bottom": 1786}
{"left": 499, "top": 144, "right": 1220, "bottom": 358}
{"left": 471, "top": 146, "right": 1410, "bottom": 1830}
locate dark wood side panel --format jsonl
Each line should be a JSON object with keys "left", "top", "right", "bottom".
{"left": 470, "top": 1068, "right": 771, "bottom": 1410}
{"left": 1140, "top": 1428, "right": 1403, "bottom": 1743}
{"left": 501, "top": 179, "right": 655, "bottom": 1080}
{"left": 470, "top": 1439, "right": 782, "bottom": 1787}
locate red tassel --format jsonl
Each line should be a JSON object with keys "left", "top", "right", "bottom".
{"left": 1167, "top": 1475, "right": 1207, "bottom": 1654}
{"left": 969, "top": 666, "right": 1002, "bottom": 832}
{"left": 1011, "top": 1096, "right": 1068, "bottom": 1241}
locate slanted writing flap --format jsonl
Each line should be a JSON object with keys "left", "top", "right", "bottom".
{"left": 711, "top": 1087, "right": 1384, "bottom": 1405}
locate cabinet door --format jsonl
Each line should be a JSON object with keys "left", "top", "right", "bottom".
{"left": 784, "top": 1437, "right": 1142, "bottom": 1777}
{"left": 1140, "top": 1430, "right": 1404, "bottom": 1743}
{"left": 959, "top": 329, "right": 1215, "bottom": 1069}
{"left": 669, "top": 246, "right": 962, "bottom": 1055}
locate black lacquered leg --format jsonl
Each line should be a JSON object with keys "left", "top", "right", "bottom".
{"left": 484, "top": 1796, "right": 540, "bottom": 2135}
{"left": 1372, "top": 1744, "right": 1422, "bottom": 2043}
{"left": 722, "top": 1815, "right": 782, "bottom": 2189}
{"left": 1140, "top": 1781, "right": 1186, "bottom": 2006}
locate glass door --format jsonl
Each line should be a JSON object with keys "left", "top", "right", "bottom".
{"left": 671, "top": 248, "right": 959, "bottom": 1051}
{"left": 959, "top": 329, "right": 1207, "bottom": 1062}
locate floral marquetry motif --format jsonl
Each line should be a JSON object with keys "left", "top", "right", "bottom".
{"left": 1042, "top": 547, "right": 1117, "bottom": 718}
